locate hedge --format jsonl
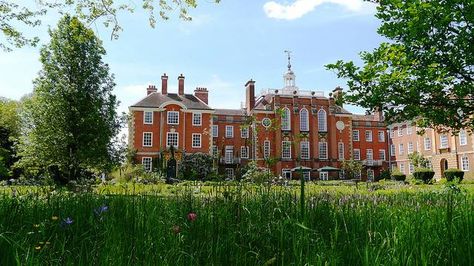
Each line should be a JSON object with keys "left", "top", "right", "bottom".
{"left": 444, "top": 168, "right": 464, "bottom": 182}
{"left": 391, "top": 173, "right": 406, "bottom": 181}
{"left": 413, "top": 168, "right": 435, "bottom": 184}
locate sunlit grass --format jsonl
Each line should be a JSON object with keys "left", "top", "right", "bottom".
{"left": 0, "top": 182, "right": 473, "bottom": 265}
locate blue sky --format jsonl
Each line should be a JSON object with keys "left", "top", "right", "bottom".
{"left": 0, "top": 0, "right": 383, "bottom": 115}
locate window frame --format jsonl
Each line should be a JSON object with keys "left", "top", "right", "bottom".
{"left": 241, "top": 127, "right": 249, "bottom": 138}
{"left": 319, "top": 171, "right": 328, "bottom": 181}
{"left": 353, "top": 130, "right": 360, "bottom": 141}
{"left": 142, "top": 157, "right": 152, "bottom": 172}
{"left": 192, "top": 113, "right": 202, "bottom": 126}
{"left": 240, "top": 146, "right": 249, "bottom": 159}
{"left": 166, "top": 132, "right": 179, "bottom": 148}
{"left": 398, "top": 143, "right": 404, "bottom": 155}
{"left": 440, "top": 135, "right": 448, "bottom": 148}
{"left": 319, "top": 142, "right": 328, "bottom": 159}
{"left": 424, "top": 137, "right": 432, "bottom": 150}
{"left": 459, "top": 130, "right": 467, "bottom": 146}
{"left": 143, "top": 132, "right": 152, "bottom": 147}
{"left": 167, "top": 111, "right": 179, "bottom": 125}
{"left": 379, "top": 149, "right": 386, "bottom": 161}
{"left": 282, "top": 141, "right": 292, "bottom": 159}
{"left": 318, "top": 109, "right": 327, "bottom": 132}
{"left": 378, "top": 131, "right": 385, "bottom": 142}
{"left": 338, "top": 142, "right": 344, "bottom": 160}
{"left": 300, "top": 141, "right": 310, "bottom": 160}
{"left": 299, "top": 108, "right": 309, "bottom": 132}
{"left": 263, "top": 140, "right": 271, "bottom": 159}
{"left": 353, "top": 149, "right": 361, "bottom": 160}
{"left": 192, "top": 133, "right": 201, "bottom": 148}
{"left": 212, "top": 125, "right": 218, "bottom": 138}
{"left": 365, "top": 130, "right": 373, "bottom": 142}
{"left": 461, "top": 156, "right": 469, "bottom": 171}
{"left": 144, "top": 111, "right": 153, "bottom": 124}
{"left": 281, "top": 107, "right": 291, "bottom": 131}
{"left": 225, "top": 125, "right": 234, "bottom": 138}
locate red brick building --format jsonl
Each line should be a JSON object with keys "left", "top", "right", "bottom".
{"left": 129, "top": 67, "right": 389, "bottom": 180}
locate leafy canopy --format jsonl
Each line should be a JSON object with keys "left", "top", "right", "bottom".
{"left": 326, "top": 0, "right": 474, "bottom": 131}
{"left": 0, "top": 0, "right": 220, "bottom": 51}
{"left": 16, "top": 15, "right": 120, "bottom": 183}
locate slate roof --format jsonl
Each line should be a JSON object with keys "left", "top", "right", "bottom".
{"left": 214, "top": 109, "right": 246, "bottom": 116}
{"left": 130, "top": 92, "right": 212, "bottom": 110}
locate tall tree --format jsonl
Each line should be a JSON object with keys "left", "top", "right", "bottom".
{"left": 0, "top": 0, "right": 220, "bottom": 51}
{"left": 326, "top": 0, "right": 473, "bottom": 131}
{"left": 0, "top": 97, "right": 20, "bottom": 178}
{"left": 17, "top": 15, "right": 120, "bottom": 183}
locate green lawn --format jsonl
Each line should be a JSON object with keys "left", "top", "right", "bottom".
{"left": 1, "top": 181, "right": 473, "bottom": 265}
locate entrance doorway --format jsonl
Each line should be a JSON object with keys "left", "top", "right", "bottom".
{"left": 440, "top": 158, "right": 448, "bottom": 177}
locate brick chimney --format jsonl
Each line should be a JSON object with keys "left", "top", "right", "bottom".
{"left": 178, "top": 74, "right": 185, "bottom": 95}
{"left": 332, "top": 86, "right": 343, "bottom": 107}
{"left": 161, "top": 73, "right": 168, "bottom": 95}
{"left": 245, "top": 79, "right": 255, "bottom": 114}
{"left": 147, "top": 85, "right": 157, "bottom": 95}
{"left": 194, "top": 87, "right": 209, "bottom": 104}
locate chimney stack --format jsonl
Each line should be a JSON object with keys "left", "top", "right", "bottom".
{"left": 245, "top": 79, "right": 255, "bottom": 114}
{"left": 194, "top": 87, "right": 209, "bottom": 104}
{"left": 161, "top": 73, "right": 168, "bottom": 95}
{"left": 178, "top": 74, "right": 185, "bottom": 95}
{"left": 147, "top": 84, "right": 157, "bottom": 95}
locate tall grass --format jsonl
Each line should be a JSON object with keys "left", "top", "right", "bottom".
{"left": 0, "top": 183, "right": 473, "bottom": 265}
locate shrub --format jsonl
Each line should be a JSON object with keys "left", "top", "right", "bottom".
{"left": 179, "top": 153, "right": 213, "bottom": 180}
{"left": 390, "top": 168, "right": 406, "bottom": 181}
{"left": 443, "top": 168, "right": 464, "bottom": 182}
{"left": 413, "top": 168, "right": 435, "bottom": 184}
{"left": 376, "top": 169, "right": 391, "bottom": 181}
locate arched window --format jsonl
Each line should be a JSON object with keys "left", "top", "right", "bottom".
{"left": 300, "top": 108, "right": 309, "bottom": 131}
{"left": 318, "top": 109, "right": 327, "bottom": 132}
{"left": 281, "top": 107, "right": 291, "bottom": 130}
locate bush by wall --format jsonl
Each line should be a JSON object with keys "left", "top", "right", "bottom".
{"left": 413, "top": 168, "right": 435, "bottom": 184}
{"left": 444, "top": 168, "right": 464, "bottom": 182}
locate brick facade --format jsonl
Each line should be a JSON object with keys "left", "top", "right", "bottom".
{"left": 129, "top": 70, "right": 390, "bottom": 180}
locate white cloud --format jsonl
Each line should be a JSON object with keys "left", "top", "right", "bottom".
{"left": 201, "top": 75, "right": 243, "bottom": 109}
{"left": 263, "top": 0, "right": 374, "bottom": 20}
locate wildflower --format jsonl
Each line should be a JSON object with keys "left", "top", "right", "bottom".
{"left": 187, "top": 212, "right": 197, "bottom": 222}
{"left": 46, "top": 242, "right": 51, "bottom": 245}
{"left": 172, "top": 225, "right": 181, "bottom": 234}
{"left": 51, "top": 216, "right": 59, "bottom": 221}
{"left": 39, "top": 242, "right": 44, "bottom": 245}
{"left": 35, "top": 246, "right": 41, "bottom": 250}
{"left": 33, "top": 224, "right": 40, "bottom": 228}
{"left": 94, "top": 205, "right": 109, "bottom": 216}
{"left": 61, "top": 217, "right": 74, "bottom": 227}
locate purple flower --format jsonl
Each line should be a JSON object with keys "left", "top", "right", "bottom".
{"left": 61, "top": 217, "right": 73, "bottom": 228}
{"left": 94, "top": 205, "right": 109, "bottom": 216}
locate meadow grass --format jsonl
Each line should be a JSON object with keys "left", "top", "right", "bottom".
{"left": 0, "top": 182, "right": 473, "bottom": 265}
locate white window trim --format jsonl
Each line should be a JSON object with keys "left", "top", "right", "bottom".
{"left": 282, "top": 169, "right": 292, "bottom": 179}
{"left": 379, "top": 149, "right": 386, "bottom": 161}
{"left": 424, "top": 138, "right": 431, "bottom": 150}
{"left": 264, "top": 140, "right": 271, "bottom": 159}
{"left": 166, "top": 132, "right": 179, "bottom": 148}
{"left": 390, "top": 144, "right": 395, "bottom": 156}
{"left": 300, "top": 141, "right": 310, "bottom": 160}
{"left": 353, "top": 149, "right": 361, "bottom": 160}
{"left": 440, "top": 135, "right": 448, "bottom": 148}
{"left": 366, "top": 149, "right": 373, "bottom": 161}
{"left": 282, "top": 141, "right": 292, "bottom": 159}
{"left": 353, "top": 130, "right": 360, "bottom": 141}
{"left": 318, "top": 109, "right": 327, "bottom": 132}
{"left": 461, "top": 156, "right": 469, "bottom": 171}
{"left": 143, "top": 132, "right": 152, "bottom": 147}
{"left": 365, "top": 130, "right": 373, "bottom": 142}
{"left": 281, "top": 107, "right": 291, "bottom": 131}
{"left": 192, "top": 133, "right": 202, "bottom": 148}
{"left": 378, "top": 131, "right": 385, "bottom": 142}
{"left": 399, "top": 143, "right": 404, "bottom": 155}
{"left": 367, "top": 169, "right": 374, "bottom": 181}
{"left": 299, "top": 108, "right": 309, "bottom": 132}
{"left": 319, "top": 142, "right": 328, "bottom": 159}
{"left": 240, "top": 146, "right": 249, "bottom": 159}
{"left": 192, "top": 113, "right": 202, "bottom": 126}
{"left": 319, "top": 171, "right": 328, "bottom": 181}
{"left": 408, "top": 142, "right": 414, "bottom": 154}
{"left": 167, "top": 111, "right": 179, "bottom": 125}
{"left": 241, "top": 127, "right": 249, "bottom": 138}
{"left": 338, "top": 142, "right": 344, "bottom": 160}
{"left": 225, "top": 125, "right": 234, "bottom": 138}
{"left": 212, "top": 125, "right": 218, "bottom": 138}
{"left": 144, "top": 111, "right": 153, "bottom": 125}
{"left": 142, "top": 157, "right": 152, "bottom": 172}
{"left": 459, "top": 130, "right": 467, "bottom": 146}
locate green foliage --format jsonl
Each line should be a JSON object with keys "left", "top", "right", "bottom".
{"left": 444, "top": 168, "right": 465, "bottom": 182}
{"left": 179, "top": 153, "right": 213, "bottom": 180}
{"left": 390, "top": 168, "right": 406, "bottom": 181}
{"left": 0, "top": 0, "right": 220, "bottom": 51}
{"left": 413, "top": 168, "right": 435, "bottom": 184}
{"left": 0, "top": 98, "right": 21, "bottom": 178}
{"left": 0, "top": 184, "right": 473, "bottom": 264}
{"left": 242, "top": 160, "right": 271, "bottom": 184}
{"left": 326, "top": 0, "right": 474, "bottom": 130}
{"left": 341, "top": 159, "right": 363, "bottom": 179}
{"left": 15, "top": 15, "right": 120, "bottom": 184}
{"left": 408, "top": 152, "right": 430, "bottom": 169}
{"left": 376, "top": 169, "right": 391, "bottom": 181}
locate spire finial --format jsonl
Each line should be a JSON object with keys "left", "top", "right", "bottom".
{"left": 284, "top": 50, "right": 292, "bottom": 71}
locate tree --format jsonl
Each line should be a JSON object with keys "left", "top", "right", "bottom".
{"left": 16, "top": 15, "right": 120, "bottom": 184}
{"left": 0, "top": 97, "right": 20, "bottom": 179}
{"left": 179, "top": 152, "right": 213, "bottom": 180}
{"left": 341, "top": 159, "right": 363, "bottom": 180}
{"left": 0, "top": 0, "right": 220, "bottom": 51}
{"left": 326, "top": 0, "right": 474, "bottom": 131}
{"left": 408, "top": 151, "right": 429, "bottom": 169}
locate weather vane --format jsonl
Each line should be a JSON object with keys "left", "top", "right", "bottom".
{"left": 284, "top": 50, "right": 292, "bottom": 71}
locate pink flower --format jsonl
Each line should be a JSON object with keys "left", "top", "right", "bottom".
{"left": 187, "top": 212, "right": 197, "bottom": 222}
